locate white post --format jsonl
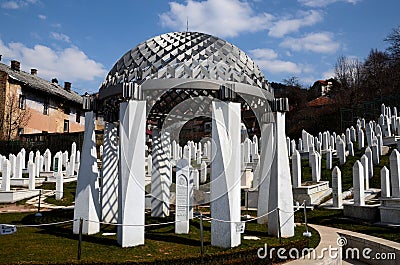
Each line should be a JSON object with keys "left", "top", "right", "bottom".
{"left": 73, "top": 111, "right": 100, "bottom": 235}
{"left": 151, "top": 129, "right": 171, "bottom": 217}
{"left": 117, "top": 100, "right": 146, "bottom": 247}
{"left": 210, "top": 101, "right": 241, "bottom": 248}
{"left": 268, "top": 110, "right": 295, "bottom": 237}
{"left": 101, "top": 122, "right": 119, "bottom": 223}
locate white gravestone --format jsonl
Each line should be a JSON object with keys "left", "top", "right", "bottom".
{"left": 361, "top": 155, "right": 369, "bottom": 190}
{"left": 358, "top": 129, "right": 365, "bottom": 150}
{"left": 326, "top": 149, "right": 333, "bottom": 170}
{"left": 15, "top": 153, "right": 23, "bottom": 178}
{"left": 175, "top": 159, "right": 190, "bottom": 234}
{"left": 336, "top": 138, "right": 346, "bottom": 165}
{"left": 291, "top": 150, "right": 301, "bottom": 188}
{"left": 332, "top": 166, "right": 342, "bottom": 208}
{"left": 389, "top": 150, "right": 400, "bottom": 197}
{"left": 365, "top": 147, "right": 373, "bottom": 178}
{"left": 1, "top": 160, "right": 11, "bottom": 191}
{"left": 381, "top": 166, "right": 390, "bottom": 197}
{"left": 55, "top": 172, "right": 64, "bottom": 200}
{"left": 28, "top": 162, "right": 36, "bottom": 190}
{"left": 353, "top": 161, "right": 365, "bottom": 206}
{"left": 200, "top": 161, "right": 207, "bottom": 184}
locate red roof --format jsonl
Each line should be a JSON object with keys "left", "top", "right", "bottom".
{"left": 307, "top": 96, "right": 334, "bottom": 107}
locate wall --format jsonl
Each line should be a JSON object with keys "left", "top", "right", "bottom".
{"left": 0, "top": 72, "right": 84, "bottom": 139}
{"left": 22, "top": 87, "right": 84, "bottom": 134}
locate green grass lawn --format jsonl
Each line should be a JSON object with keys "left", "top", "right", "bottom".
{"left": 42, "top": 181, "right": 77, "bottom": 206}
{"left": 0, "top": 209, "right": 319, "bottom": 264}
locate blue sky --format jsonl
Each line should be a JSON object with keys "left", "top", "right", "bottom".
{"left": 0, "top": 0, "right": 399, "bottom": 94}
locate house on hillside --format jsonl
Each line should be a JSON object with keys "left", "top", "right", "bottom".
{"left": 311, "top": 78, "right": 339, "bottom": 96}
{"left": 0, "top": 59, "right": 85, "bottom": 140}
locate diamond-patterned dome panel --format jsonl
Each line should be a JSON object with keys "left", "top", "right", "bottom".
{"left": 100, "top": 32, "right": 269, "bottom": 91}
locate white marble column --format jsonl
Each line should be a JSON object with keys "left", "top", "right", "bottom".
{"left": 151, "top": 129, "right": 171, "bottom": 217}
{"left": 117, "top": 100, "right": 146, "bottom": 247}
{"left": 101, "top": 122, "right": 119, "bottom": 223}
{"left": 73, "top": 111, "right": 100, "bottom": 235}
{"left": 257, "top": 121, "right": 274, "bottom": 224}
{"left": 210, "top": 101, "right": 241, "bottom": 248}
{"left": 268, "top": 111, "right": 295, "bottom": 237}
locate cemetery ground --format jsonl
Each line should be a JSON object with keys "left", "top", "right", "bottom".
{"left": 1, "top": 140, "right": 400, "bottom": 263}
{"left": 0, "top": 206, "right": 319, "bottom": 264}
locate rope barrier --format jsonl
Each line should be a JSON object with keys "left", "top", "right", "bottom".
{"left": 84, "top": 219, "right": 190, "bottom": 227}
{"left": 3, "top": 203, "right": 305, "bottom": 228}
{"left": 15, "top": 219, "right": 75, "bottom": 228}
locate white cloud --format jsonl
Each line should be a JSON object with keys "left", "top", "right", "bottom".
{"left": 268, "top": 10, "right": 323, "bottom": 38}
{"left": 38, "top": 14, "right": 46, "bottom": 20}
{"left": 249, "top": 49, "right": 301, "bottom": 74}
{"left": 298, "top": 0, "right": 360, "bottom": 8}
{"left": 160, "top": 0, "right": 274, "bottom": 37}
{"left": 322, "top": 69, "right": 335, "bottom": 79}
{"left": 248, "top": 48, "right": 278, "bottom": 60}
{"left": 50, "top": 32, "right": 71, "bottom": 43}
{"left": 1, "top": 1, "right": 19, "bottom": 9}
{"left": 280, "top": 32, "right": 340, "bottom": 53}
{"left": 0, "top": 39, "right": 106, "bottom": 82}
{"left": 1, "top": 0, "right": 38, "bottom": 9}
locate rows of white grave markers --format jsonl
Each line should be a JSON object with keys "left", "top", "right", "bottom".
{"left": 0, "top": 142, "right": 81, "bottom": 200}
{"left": 143, "top": 135, "right": 261, "bottom": 186}
{"left": 287, "top": 103, "right": 400, "bottom": 213}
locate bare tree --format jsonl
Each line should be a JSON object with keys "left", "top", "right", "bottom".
{"left": 0, "top": 93, "right": 31, "bottom": 141}
{"left": 333, "top": 55, "right": 363, "bottom": 105}
{"left": 385, "top": 26, "right": 400, "bottom": 60}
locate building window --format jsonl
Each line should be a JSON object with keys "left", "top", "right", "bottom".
{"left": 17, "top": 128, "right": 24, "bottom": 135}
{"left": 43, "top": 98, "right": 49, "bottom": 115}
{"left": 63, "top": 119, "right": 69, "bottom": 132}
{"left": 18, "top": 95, "right": 26, "bottom": 109}
{"left": 64, "top": 107, "right": 71, "bottom": 115}
{"left": 76, "top": 111, "right": 81, "bottom": 123}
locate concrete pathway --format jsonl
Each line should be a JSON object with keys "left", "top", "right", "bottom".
{"left": 285, "top": 224, "right": 345, "bottom": 264}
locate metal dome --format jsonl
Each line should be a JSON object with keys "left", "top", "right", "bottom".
{"left": 99, "top": 31, "right": 270, "bottom": 97}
